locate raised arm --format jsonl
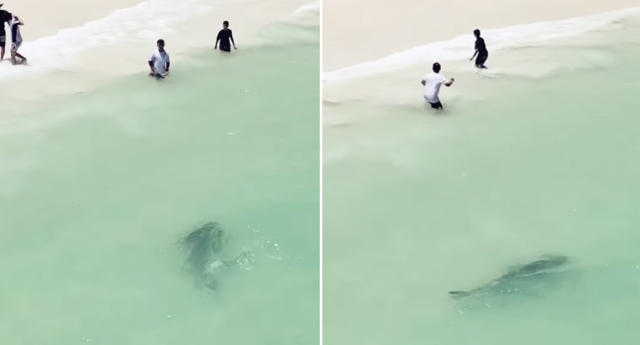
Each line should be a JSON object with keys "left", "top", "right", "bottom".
{"left": 444, "top": 78, "right": 455, "bottom": 87}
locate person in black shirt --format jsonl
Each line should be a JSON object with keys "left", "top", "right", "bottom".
{"left": 470, "top": 29, "right": 488, "bottom": 69}
{"left": 0, "top": 4, "right": 12, "bottom": 61}
{"left": 215, "top": 20, "right": 236, "bottom": 52}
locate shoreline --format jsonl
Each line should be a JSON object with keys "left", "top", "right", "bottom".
{"left": 0, "top": 0, "right": 145, "bottom": 39}
{"left": 0, "top": 0, "right": 316, "bottom": 119}
{"left": 0, "top": 0, "right": 314, "bottom": 76}
{"left": 323, "top": 0, "right": 640, "bottom": 71}
{"left": 323, "top": 6, "right": 640, "bottom": 85}
{"left": 322, "top": 9, "right": 640, "bottom": 146}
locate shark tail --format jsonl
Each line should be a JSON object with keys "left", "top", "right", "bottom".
{"left": 448, "top": 290, "right": 471, "bottom": 298}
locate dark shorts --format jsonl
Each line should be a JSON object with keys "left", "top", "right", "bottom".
{"left": 476, "top": 52, "right": 488, "bottom": 66}
{"left": 429, "top": 101, "right": 443, "bottom": 109}
{"left": 220, "top": 44, "right": 231, "bottom": 52}
{"left": 0, "top": 35, "right": 5, "bottom": 48}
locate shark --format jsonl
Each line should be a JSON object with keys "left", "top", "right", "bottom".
{"left": 180, "top": 222, "right": 253, "bottom": 290}
{"left": 449, "top": 255, "right": 570, "bottom": 299}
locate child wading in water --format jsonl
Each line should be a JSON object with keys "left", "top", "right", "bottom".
{"left": 470, "top": 29, "right": 488, "bottom": 69}
{"left": 10, "top": 14, "right": 26, "bottom": 65}
{"left": 215, "top": 21, "right": 237, "bottom": 52}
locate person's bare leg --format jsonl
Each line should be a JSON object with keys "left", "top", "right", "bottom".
{"left": 10, "top": 48, "right": 23, "bottom": 65}
{"left": 15, "top": 52, "right": 26, "bottom": 64}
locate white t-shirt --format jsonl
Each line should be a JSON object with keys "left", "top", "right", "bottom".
{"left": 422, "top": 72, "right": 447, "bottom": 103}
{"left": 149, "top": 49, "right": 170, "bottom": 75}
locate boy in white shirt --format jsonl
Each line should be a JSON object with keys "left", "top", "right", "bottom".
{"left": 148, "top": 39, "right": 170, "bottom": 78}
{"left": 421, "top": 62, "right": 455, "bottom": 110}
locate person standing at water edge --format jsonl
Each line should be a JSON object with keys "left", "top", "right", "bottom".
{"left": 10, "top": 15, "right": 25, "bottom": 65}
{"left": 0, "top": 4, "right": 12, "bottom": 61}
{"left": 421, "top": 62, "right": 454, "bottom": 110}
{"left": 149, "top": 39, "right": 170, "bottom": 78}
{"left": 470, "top": 29, "right": 488, "bottom": 68}
{"left": 215, "top": 21, "right": 237, "bottom": 52}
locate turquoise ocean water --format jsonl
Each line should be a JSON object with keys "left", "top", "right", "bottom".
{"left": 324, "top": 14, "right": 640, "bottom": 345}
{"left": 0, "top": 23, "right": 319, "bottom": 345}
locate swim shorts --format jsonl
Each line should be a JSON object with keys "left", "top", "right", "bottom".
{"left": 0, "top": 36, "right": 5, "bottom": 48}
{"left": 429, "top": 101, "right": 443, "bottom": 110}
{"left": 475, "top": 52, "right": 488, "bottom": 67}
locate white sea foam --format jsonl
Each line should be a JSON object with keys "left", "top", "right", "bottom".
{"left": 323, "top": 7, "right": 640, "bottom": 84}
{"left": 0, "top": 0, "right": 218, "bottom": 79}
{"left": 249, "top": 1, "right": 319, "bottom": 47}
{"left": 292, "top": 1, "right": 320, "bottom": 16}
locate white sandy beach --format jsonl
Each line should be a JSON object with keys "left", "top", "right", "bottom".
{"left": 323, "top": 0, "right": 640, "bottom": 71}
{"left": 1, "top": 0, "right": 145, "bottom": 39}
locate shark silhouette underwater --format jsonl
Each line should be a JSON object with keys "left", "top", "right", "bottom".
{"left": 449, "top": 255, "right": 570, "bottom": 300}
{"left": 179, "top": 222, "right": 253, "bottom": 290}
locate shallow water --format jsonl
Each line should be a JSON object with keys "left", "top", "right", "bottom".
{"left": 324, "top": 15, "right": 640, "bottom": 345}
{"left": 0, "top": 35, "right": 318, "bottom": 344}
